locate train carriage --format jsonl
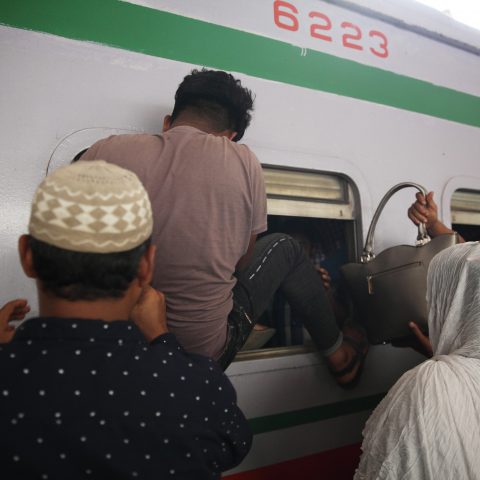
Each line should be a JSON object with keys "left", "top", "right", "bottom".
{"left": 1, "top": 1, "right": 480, "bottom": 478}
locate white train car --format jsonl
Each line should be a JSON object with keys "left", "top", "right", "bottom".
{"left": 1, "top": 1, "right": 480, "bottom": 478}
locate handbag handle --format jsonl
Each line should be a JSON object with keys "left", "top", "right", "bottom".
{"left": 361, "top": 182, "right": 431, "bottom": 263}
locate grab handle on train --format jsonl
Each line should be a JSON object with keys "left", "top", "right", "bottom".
{"left": 361, "top": 182, "right": 430, "bottom": 263}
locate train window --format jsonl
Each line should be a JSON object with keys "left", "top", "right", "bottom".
{"left": 47, "top": 127, "right": 143, "bottom": 174}
{"left": 237, "top": 166, "right": 361, "bottom": 360}
{"left": 263, "top": 167, "right": 354, "bottom": 219}
{"left": 72, "top": 148, "right": 89, "bottom": 162}
{"left": 451, "top": 189, "right": 480, "bottom": 241}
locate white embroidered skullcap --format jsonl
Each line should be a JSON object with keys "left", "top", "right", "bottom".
{"left": 29, "top": 160, "right": 153, "bottom": 253}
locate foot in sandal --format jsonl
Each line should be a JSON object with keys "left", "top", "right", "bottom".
{"left": 326, "top": 326, "right": 368, "bottom": 388}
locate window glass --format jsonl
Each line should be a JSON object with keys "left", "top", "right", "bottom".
{"left": 263, "top": 166, "right": 355, "bottom": 220}
{"left": 451, "top": 189, "right": 480, "bottom": 241}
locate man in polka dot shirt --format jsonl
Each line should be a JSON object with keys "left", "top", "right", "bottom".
{"left": 0, "top": 161, "right": 252, "bottom": 479}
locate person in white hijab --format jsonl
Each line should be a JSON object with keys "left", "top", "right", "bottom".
{"left": 355, "top": 242, "right": 480, "bottom": 480}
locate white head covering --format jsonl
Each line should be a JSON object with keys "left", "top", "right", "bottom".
{"left": 355, "top": 242, "right": 480, "bottom": 480}
{"left": 29, "top": 160, "right": 153, "bottom": 253}
{"left": 427, "top": 242, "right": 480, "bottom": 359}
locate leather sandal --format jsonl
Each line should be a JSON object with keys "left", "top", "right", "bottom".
{"left": 329, "top": 335, "right": 369, "bottom": 389}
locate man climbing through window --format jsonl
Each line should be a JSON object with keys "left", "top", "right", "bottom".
{"left": 82, "top": 69, "right": 367, "bottom": 386}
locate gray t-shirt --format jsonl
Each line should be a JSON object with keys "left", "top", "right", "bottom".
{"left": 83, "top": 126, "right": 267, "bottom": 359}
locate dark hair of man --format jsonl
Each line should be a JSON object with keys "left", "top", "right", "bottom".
{"left": 72, "top": 148, "right": 88, "bottom": 163}
{"left": 171, "top": 69, "right": 254, "bottom": 142}
{"left": 28, "top": 236, "right": 150, "bottom": 301}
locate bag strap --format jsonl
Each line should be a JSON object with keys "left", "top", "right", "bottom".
{"left": 361, "top": 182, "right": 431, "bottom": 263}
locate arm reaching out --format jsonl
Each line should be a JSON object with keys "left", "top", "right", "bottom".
{"left": 409, "top": 321, "right": 433, "bottom": 358}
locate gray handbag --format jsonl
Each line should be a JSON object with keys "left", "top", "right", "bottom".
{"left": 341, "top": 182, "right": 458, "bottom": 344}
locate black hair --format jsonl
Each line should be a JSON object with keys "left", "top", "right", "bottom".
{"left": 171, "top": 69, "right": 254, "bottom": 141}
{"left": 29, "top": 236, "right": 150, "bottom": 301}
{"left": 72, "top": 148, "right": 88, "bottom": 163}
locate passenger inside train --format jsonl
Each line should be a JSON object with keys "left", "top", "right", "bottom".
{"left": 0, "top": 160, "right": 252, "bottom": 479}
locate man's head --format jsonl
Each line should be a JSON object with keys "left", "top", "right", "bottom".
{"left": 19, "top": 161, "right": 154, "bottom": 302}
{"left": 164, "top": 69, "right": 254, "bottom": 142}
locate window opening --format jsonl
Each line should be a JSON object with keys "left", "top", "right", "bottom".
{"left": 238, "top": 166, "right": 360, "bottom": 357}
{"left": 451, "top": 189, "right": 480, "bottom": 241}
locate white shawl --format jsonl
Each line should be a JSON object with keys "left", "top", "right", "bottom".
{"left": 355, "top": 242, "right": 480, "bottom": 480}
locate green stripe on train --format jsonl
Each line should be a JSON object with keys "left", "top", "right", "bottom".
{"left": 249, "top": 393, "right": 385, "bottom": 435}
{"left": 2, "top": 0, "right": 480, "bottom": 128}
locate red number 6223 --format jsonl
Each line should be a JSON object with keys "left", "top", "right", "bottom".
{"left": 273, "top": 0, "right": 389, "bottom": 59}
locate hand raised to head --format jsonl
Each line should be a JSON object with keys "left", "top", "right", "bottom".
{"left": 130, "top": 287, "right": 168, "bottom": 342}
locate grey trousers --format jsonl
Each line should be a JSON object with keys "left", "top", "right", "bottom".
{"left": 218, "top": 233, "right": 342, "bottom": 370}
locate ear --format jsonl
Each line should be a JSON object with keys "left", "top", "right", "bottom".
{"left": 18, "top": 235, "right": 37, "bottom": 278}
{"left": 162, "top": 115, "right": 173, "bottom": 132}
{"left": 214, "top": 130, "right": 238, "bottom": 141}
{"left": 227, "top": 131, "right": 238, "bottom": 141}
{"left": 137, "top": 244, "right": 156, "bottom": 287}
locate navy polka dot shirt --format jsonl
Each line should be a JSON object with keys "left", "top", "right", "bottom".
{"left": 0, "top": 317, "right": 252, "bottom": 479}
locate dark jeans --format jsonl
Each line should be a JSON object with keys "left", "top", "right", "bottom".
{"left": 218, "top": 233, "right": 342, "bottom": 369}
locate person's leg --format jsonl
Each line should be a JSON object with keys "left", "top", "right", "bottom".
{"left": 233, "top": 233, "right": 341, "bottom": 352}
{"left": 217, "top": 302, "right": 254, "bottom": 370}
{"left": 230, "top": 233, "right": 367, "bottom": 385}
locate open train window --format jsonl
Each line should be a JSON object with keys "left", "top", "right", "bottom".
{"left": 451, "top": 189, "right": 480, "bottom": 241}
{"left": 237, "top": 166, "right": 361, "bottom": 359}
{"left": 47, "top": 127, "right": 142, "bottom": 174}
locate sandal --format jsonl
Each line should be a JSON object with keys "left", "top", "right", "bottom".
{"left": 329, "top": 333, "right": 368, "bottom": 389}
